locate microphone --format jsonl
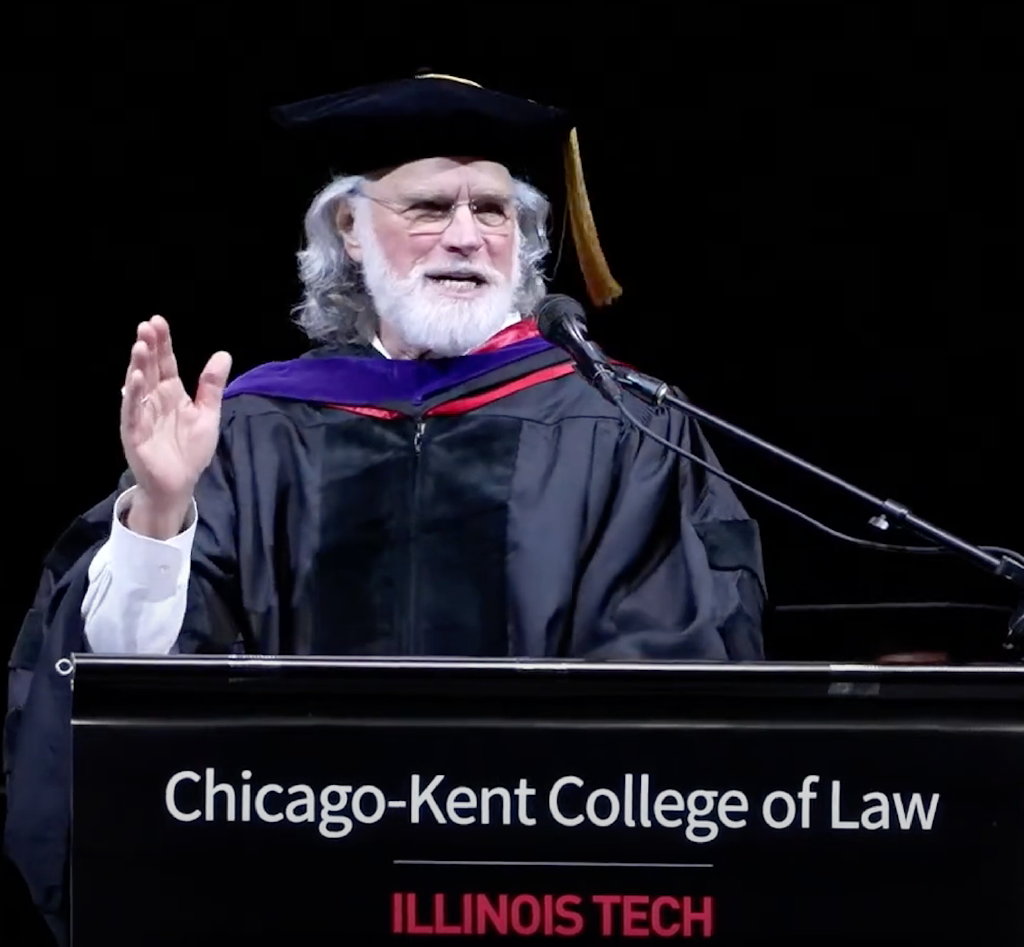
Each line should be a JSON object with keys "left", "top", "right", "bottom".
{"left": 536, "top": 294, "right": 624, "bottom": 405}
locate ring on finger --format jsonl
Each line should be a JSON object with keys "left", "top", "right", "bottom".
{"left": 120, "top": 386, "right": 151, "bottom": 405}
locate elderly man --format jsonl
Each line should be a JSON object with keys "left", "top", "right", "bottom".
{"left": 5, "top": 74, "right": 765, "bottom": 941}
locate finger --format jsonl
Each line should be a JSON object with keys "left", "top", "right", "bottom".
{"left": 124, "top": 339, "right": 143, "bottom": 388}
{"left": 150, "top": 315, "right": 180, "bottom": 382}
{"left": 124, "top": 327, "right": 145, "bottom": 389}
{"left": 124, "top": 339, "right": 158, "bottom": 396}
{"left": 129, "top": 323, "right": 159, "bottom": 392}
{"left": 194, "top": 351, "right": 233, "bottom": 411}
{"left": 136, "top": 319, "right": 157, "bottom": 347}
{"left": 120, "top": 368, "right": 147, "bottom": 432}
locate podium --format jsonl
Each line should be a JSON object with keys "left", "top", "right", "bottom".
{"left": 70, "top": 655, "right": 1024, "bottom": 944}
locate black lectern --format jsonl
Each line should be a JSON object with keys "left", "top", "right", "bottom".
{"left": 70, "top": 656, "right": 1024, "bottom": 945}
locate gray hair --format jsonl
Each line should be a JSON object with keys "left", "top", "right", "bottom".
{"left": 293, "top": 174, "right": 552, "bottom": 345}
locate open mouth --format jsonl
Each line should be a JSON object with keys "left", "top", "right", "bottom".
{"left": 426, "top": 272, "right": 489, "bottom": 289}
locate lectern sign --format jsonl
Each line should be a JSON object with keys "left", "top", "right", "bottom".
{"left": 161, "top": 769, "right": 941, "bottom": 840}
{"left": 70, "top": 657, "right": 1024, "bottom": 944}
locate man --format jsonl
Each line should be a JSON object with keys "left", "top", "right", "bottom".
{"left": 5, "top": 74, "right": 766, "bottom": 940}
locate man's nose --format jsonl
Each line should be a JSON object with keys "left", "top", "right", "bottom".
{"left": 440, "top": 204, "right": 485, "bottom": 255}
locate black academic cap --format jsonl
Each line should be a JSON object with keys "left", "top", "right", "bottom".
{"left": 271, "top": 73, "right": 621, "bottom": 307}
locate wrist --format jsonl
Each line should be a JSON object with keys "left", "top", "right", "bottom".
{"left": 123, "top": 489, "right": 193, "bottom": 540}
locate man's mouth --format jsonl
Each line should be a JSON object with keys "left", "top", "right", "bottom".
{"left": 426, "top": 271, "right": 489, "bottom": 288}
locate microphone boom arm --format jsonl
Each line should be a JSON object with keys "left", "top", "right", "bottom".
{"left": 613, "top": 366, "right": 1024, "bottom": 641}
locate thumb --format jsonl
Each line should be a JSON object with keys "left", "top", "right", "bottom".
{"left": 194, "top": 351, "right": 233, "bottom": 410}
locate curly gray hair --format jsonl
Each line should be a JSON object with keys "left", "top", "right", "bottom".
{"left": 292, "top": 175, "right": 552, "bottom": 345}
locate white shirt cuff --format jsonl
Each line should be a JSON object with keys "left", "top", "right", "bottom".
{"left": 107, "top": 486, "right": 197, "bottom": 601}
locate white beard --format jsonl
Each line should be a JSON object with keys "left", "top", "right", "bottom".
{"left": 354, "top": 209, "right": 521, "bottom": 358}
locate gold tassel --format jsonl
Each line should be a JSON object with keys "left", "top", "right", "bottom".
{"left": 563, "top": 127, "right": 622, "bottom": 307}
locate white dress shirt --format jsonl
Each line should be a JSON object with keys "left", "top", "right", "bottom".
{"left": 82, "top": 487, "right": 198, "bottom": 654}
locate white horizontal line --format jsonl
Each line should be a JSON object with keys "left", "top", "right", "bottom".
{"left": 393, "top": 860, "right": 712, "bottom": 869}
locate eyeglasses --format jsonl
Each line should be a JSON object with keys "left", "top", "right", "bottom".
{"left": 355, "top": 188, "right": 515, "bottom": 235}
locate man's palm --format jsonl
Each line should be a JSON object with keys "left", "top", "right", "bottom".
{"left": 120, "top": 316, "right": 232, "bottom": 506}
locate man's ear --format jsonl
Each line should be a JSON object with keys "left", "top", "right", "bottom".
{"left": 336, "top": 199, "right": 363, "bottom": 262}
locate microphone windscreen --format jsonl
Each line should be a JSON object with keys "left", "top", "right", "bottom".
{"left": 536, "top": 294, "right": 587, "bottom": 340}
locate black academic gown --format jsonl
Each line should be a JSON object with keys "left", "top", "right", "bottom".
{"left": 4, "top": 333, "right": 766, "bottom": 938}
{"left": 178, "top": 340, "right": 765, "bottom": 659}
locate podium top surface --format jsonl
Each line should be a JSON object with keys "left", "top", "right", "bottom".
{"left": 69, "top": 652, "right": 1024, "bottom": 678}
{"left": 68, "top": 655, "right": 1024, "bottom": 721}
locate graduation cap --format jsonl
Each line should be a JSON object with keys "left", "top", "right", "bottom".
{"left": 271, "top": 72, "right": 622, "bottom": 307}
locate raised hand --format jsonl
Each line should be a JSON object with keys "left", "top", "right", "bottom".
{"left": 119, "top": 316, "right": 232, "bottom": 538}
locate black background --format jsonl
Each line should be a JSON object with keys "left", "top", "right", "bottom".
{"left": 5, "top": 2, "right": 1023, "bottom": 940}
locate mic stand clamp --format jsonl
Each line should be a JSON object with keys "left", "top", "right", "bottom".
{"left": 612, "top": 366, "right": 1024, "bottom": 660}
